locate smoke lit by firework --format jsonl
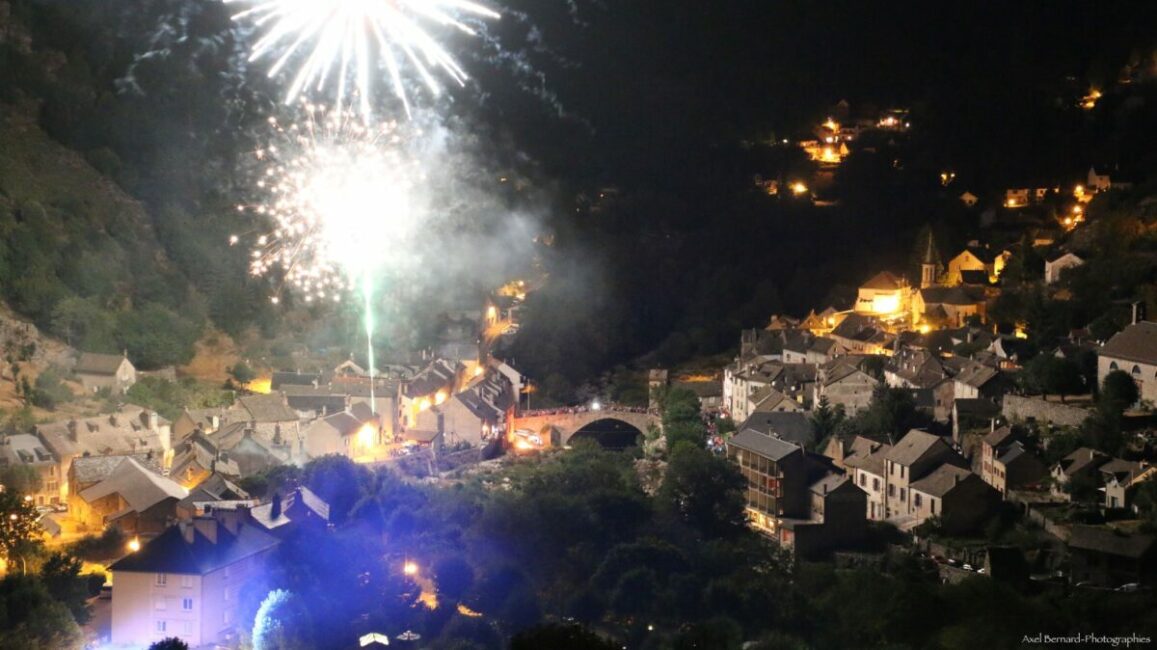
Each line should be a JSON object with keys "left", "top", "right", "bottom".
{"left": 225, "top": 0, "right": 500, "bottom": 118}
{"left": 234, "top": 103, "right": 424, "bottom": 304}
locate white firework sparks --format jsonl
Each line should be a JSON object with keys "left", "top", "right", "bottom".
{"left": 235, "top": 103, "right": 423, "bottom": 304}
{"left": 226, "top": 0, "right": 500, "bottom": 117}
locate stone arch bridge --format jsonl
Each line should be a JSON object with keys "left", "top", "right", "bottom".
{"left": 512, "top": 407, "right": 660, "bottom": 447}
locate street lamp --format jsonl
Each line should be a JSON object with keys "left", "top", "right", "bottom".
{"left": 403, "top": 560, "right": 418, "bottom": 577}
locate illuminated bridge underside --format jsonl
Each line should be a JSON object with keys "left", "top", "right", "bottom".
{"left": 512, "top": 410, "right": 658, "bottom": 447}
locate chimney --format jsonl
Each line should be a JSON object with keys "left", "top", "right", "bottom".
{"left": 953, "top": 474, "right": 960, "bottom": 486}
{"left": 1089, "top": 449, "right": 1096, "bottom": 460}
{"left": 215, "top": 508, "right": 242, "bottom": 535}
{"left": 210, "top": 415, "right": 220, "bottom": 431}
{"left": 67, "top": 420, "right": 78, "bottom": 442}
{"left": 193, "top": 517, "right": 218, "bottom": 544}
{"left": 180, "top": 521, "right": 195, "bottom": 544}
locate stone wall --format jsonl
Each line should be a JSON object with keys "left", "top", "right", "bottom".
{"left": 1002, "top": 395, "right": 1090, "bottom": 428}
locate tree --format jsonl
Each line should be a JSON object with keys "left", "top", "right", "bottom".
{"left": 149, "top": 637, "right": 190, "bottom": 650}
{"left": 0, "top": 463, "right": 43, "bottom": 495}
{"left": 39, "top": 553, "right": 92, "bottom": 624}
{"left": 229, "top": 361, "right": 257, "bottom": 385}
{"left": 809, "top": 396, "right": 846, "bottom": 445}
{"left": 303, "top": 455, "right": 371, "bottom": 524}
{"left": 252, "top": 589, "right": 312, "bottom": 650}
{"left": 0, "top": 489, "right": 43, "bottom": 574}
{"left": 662, "top": 387, "right": 706, "bottom": 451}
{"left": 511, "top": 623, "right": 619, "bottom": 650}
{"left": 0, "top": 575, "right": 84, "bottom": 649}
{"left": 432, "top": 556, "right": 475, "bottom": 605}
{"left": 857, "top": 385, "right": 920, "bottom": 438}
{"left": 1100, "top": 370, "right": 1140, "bottom": 415}
{"left": 659, "top": 445, "right": 747, "bottom": 538}
{"left": 1020, "top": 355, "right": 1085, "bottom": 401}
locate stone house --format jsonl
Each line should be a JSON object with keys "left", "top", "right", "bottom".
{"left": 1044, "top": 252, "right": 1084, "bottom": 284}
{"left": 1067, "top": 526, "right": 1156, "bottom": 588}
{"left": 36, "top": 407, "right": 170, "bottom": 504}
{"left": 979, "top": 426, "right": 1047, "bottom": 495}
{"left": 1098, "top": 321, "right": 1157, "bottom": 405}
{"left": 74, "top": 352, "right": 137, "bottom": 394}
{"left": 0, "top": 433, "right": 59, "bottom": 506}
{"left": 844, "top": 440, "right": 892, "bottom": 521}
{"left": 72, "top": 457, "right": 187, "bottom": 535}
{"left": 883, "top": 429, "right": 967, "bottom": 520}
{"left": 1100, "top": 460, "right": 1153, "bottom": 511}
{"left": 909, "top": 464, "right": 1000, "bottom": 534}
{"left": 1050, "top": 447, "right": 1111, "bottom": 500}
{"left": 817, "top": 356, "right": 879, "bottom": 416}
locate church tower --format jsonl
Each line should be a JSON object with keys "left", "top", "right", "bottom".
{"left": 918, "top": 228, "right": 942, "bottom": 288}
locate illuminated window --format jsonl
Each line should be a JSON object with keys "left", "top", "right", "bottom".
{"left": 155, "top": 574, "right": 167, "bottom": 587}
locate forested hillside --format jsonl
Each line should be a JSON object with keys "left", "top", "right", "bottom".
{"left": 0, "top": 0, "right": 276, "bottom": 367}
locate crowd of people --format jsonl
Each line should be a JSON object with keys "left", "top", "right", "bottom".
{"left": 519, "top": 403, "right": 649, "bottom": 417}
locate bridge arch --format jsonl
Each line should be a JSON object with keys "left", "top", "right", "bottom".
{"left": 567, "top": 417, "right": 645, "bottom": 449}
{"left": 512, "top": 408, "right": 659, "bottom": 449}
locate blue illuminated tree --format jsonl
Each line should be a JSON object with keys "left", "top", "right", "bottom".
{"left": 252, "top": 589, "right": 311, "bottom": 650}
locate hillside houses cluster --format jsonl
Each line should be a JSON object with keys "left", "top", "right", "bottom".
{"left": 3, "top": 347, "right": 523, "bottom": 547}
{"left": 719, "top": 238, "right": 1157, "bottom": 585}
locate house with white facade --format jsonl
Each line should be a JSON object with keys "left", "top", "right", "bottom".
{"left": 1098, "top": 321, "right": 1157, "bottom": 405}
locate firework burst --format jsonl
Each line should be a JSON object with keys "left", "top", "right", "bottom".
{"left": 235, "top": 103, "right": 423, "bottom": 304}
{"left": 226, "top": 0, "right": 500, "bottom": 117}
